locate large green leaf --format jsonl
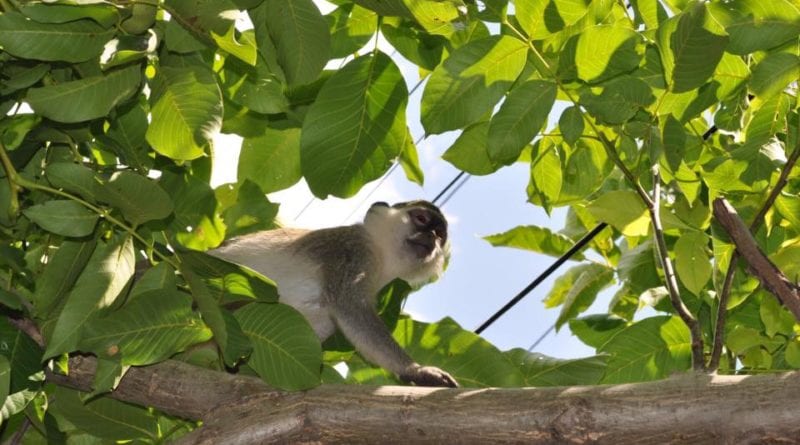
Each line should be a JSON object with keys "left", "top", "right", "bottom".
{"left": 421, "top": 35, "right": 528, "bottom": 134}
{"left": 80, "top": 289, "right": 212, "bottom": 366}
{"left": 180, "top": 250, "right": 278, "bottom": 305}
{"left": 146, "top": 64, "right": 222, "bottom": 161}
{"left": 93, "top": 171, "right": 174, "bottom": 226}
{"left": 441, "top": 121, "right": 497, "bottom": 175}
{"left": 707, "top": 0, "right": 800, "bottom": 55}
{"left": 166, "top": 0, "right": 255, "bottom": 64}
{"left": 160, "top": 172, "right": 225, "bottom": 250}
{"left": 219, "top": 180, "right": 279, "bottom": 238}
{"left": 50, "top": 386, "right": 157, "bottom": 441}
{"left": 505, "top": 350, "right": 608, "bottom": 387}
{"left": 354, "top": 0, "right": 467, "bottom": 36}
{"left": 657, "top": 3, "right": 728, "bottom": 93}
{"left": 263, "top": 0, "right": 330, "bottom": 85}
{"left": 558, "top": 106, "right": 584, "bottom": 146}
{"left": 23, "top": 200, "right": 98, "bottom": 237}
{"left": 0, "top": 12, "right": 114, "bottom": 62}
{"left": 579, "top": 76, "right": 654, "bottom": 125}
{"left": 43, "top": 236, "right": 135, "bottom": 359}
{"left": 483, "top": 225, "right": 582, "bottom": 259}
{"left": 26, "top": 66, "right": 141, "bottom": 123}
{"left": 749, "top": 52, "right": 800, "bottom": 109}
{"left": 529, "top": 139, "right": 563, "bottom": 209}
{"left": 575, "top": 25, "right": 643, "bottom": 83}
{"left": 328, "top": 4, "right": 378, "bottom": 58}
{"left": 487, "top": 80, "right": 556, "bottom": 166}
{"left": 569, "top": 314, "right": 627, "bottom": 349}
{"left": 32, "top": 239, "right": 97, "bottom": 318}
{"left": 674, "top": 231, "right": 711, "bottom": 296}
{"left": 600, "top": 316, "right": 691, "bottom": 383}
{"left": 300, "top": 52, "right": 409, "bottom": 198}
{"left": 45, "top": 162, "right": 99, "bottom": 201}
{"left": 586, "top": 190, "right": 650, "bottom": 237}
{"left": 0, "top": 356, "right": 8, "bottom": 407}
{"left": 235, "top": 302, "right": 322, "bottom": 390}
{"left": 394, "top": 317, "right": 523, "bottom": 387}
{"left": 239, "top": 126, "right": 301, "bottom": 193}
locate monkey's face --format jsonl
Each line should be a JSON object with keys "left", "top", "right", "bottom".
{"left": 365, "top": 200, "right": 449, "bottom": 286}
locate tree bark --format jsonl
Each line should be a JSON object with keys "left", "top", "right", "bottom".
{"left": 49, "top": 355, "right": 800, "bottom": 444}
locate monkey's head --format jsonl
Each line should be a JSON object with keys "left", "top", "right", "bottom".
{"left": 364, "top": 200, "right": 449, "bottom": 287}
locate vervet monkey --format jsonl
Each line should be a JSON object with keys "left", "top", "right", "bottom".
{"left": 210, "top": 200, "right": 458, "bottom": 388}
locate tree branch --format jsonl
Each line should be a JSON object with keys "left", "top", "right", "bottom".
{"left": 712, "top": 198, "right": 800, "bottom": 321}
{"left": 651, "top": 167, "right": 704, "bottom": 370}
{"left": 46, "top": 354, "right": 800, "bottom": 444}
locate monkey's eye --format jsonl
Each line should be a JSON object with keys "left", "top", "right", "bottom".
{"left": 412, "top": 210, "right": 430, "bottom": 226}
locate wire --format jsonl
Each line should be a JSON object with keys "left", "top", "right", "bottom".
{"left": 527, "top": 324, "right": 555, "bottom": 352}
{"left": 474, "top": 222, "right": 609, "bottom": 335}
{"left": 436, "top": 172, "right": 471, "bottom": 208}
{"left": 432, "top": 171, "right": 467, "bottom": 205}
{"left": 293, "top": 197, "right": 316, "bottom": 221}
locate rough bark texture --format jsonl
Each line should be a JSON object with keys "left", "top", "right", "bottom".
{"left": 713, "top": 198, "right": 800, "bottom": 320}
{"left": 50, "top": 355, "right": 800, "bottom": 444}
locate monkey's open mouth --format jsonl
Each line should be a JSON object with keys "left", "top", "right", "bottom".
{"left": 406, "top": 234, "right": 435, "bottom": 258}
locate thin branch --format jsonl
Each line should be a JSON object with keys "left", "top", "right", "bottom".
{"left": 0, "top": 141, "right": 21, "bottom": 221}
{"left": 713, "top": 198, "right": 800, "bottom": 321}
{"left": 709, "top": 124, "right": 800, "bottom": 370}
{"left": 651, "top": 167, "right": 704, "bottom": 370}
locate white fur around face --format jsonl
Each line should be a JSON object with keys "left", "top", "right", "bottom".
{"left": 363, "top": 205, "right": 446, "bottom": 288}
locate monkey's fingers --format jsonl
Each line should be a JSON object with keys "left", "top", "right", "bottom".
{"left": 408, "top": 365, "right": 459, "bottom": 388}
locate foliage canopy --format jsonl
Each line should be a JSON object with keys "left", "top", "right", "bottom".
{"left": 1, "top": 0, "right": 799, "bottom": 441}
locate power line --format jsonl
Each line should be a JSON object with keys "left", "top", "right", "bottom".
{"left": 432, "top": 171, "right": 468, "bottom": 205}
{"left": 527, "top": 324, "right": 555, "bottom": 352}
{"left": 474, "top": 222, "right": 608, "bottom": 335}
{"left": 436, "top": 172, "right": 471, "bottom": 208}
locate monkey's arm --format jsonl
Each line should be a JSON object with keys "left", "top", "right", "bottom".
{"left": 328, "top": 300, "right": 458, "bottom": 388}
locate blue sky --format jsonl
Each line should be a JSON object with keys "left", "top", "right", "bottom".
{"left": 212, "top": 1, "right": 606, "bottom": 360}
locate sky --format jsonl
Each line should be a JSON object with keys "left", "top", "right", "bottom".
{"left": 210, "top": 1, "right": 606, "bottom": 360}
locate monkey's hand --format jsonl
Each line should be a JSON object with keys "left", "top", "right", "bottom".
{"left": 400, "top": 364, "right": 458, "bottom": 388}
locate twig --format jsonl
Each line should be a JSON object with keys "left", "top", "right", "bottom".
{"left": 651, "top": 166, "right": 705, "bottom": 370}
{"left": 713, "top": 198, "right": 800, "bottom": 321}
{"left": 709, "top": 123, "right": 800, "bottom": 370}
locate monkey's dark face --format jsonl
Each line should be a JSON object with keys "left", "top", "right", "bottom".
{"left": 367, "top": 200, "right": 448, "bottom": 260}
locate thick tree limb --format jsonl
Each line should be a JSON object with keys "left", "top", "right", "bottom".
{"left": 712, "top": 198, "right": 800, "bottom": 320}
{"left": 49, "top": 355, "right": 800, "bottom": 444}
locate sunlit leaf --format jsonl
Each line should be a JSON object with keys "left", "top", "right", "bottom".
{"left": 483, "top": 225, "right": 581, "bottom": 259}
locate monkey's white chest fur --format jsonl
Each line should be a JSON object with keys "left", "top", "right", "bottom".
{"left": 209, "top": 237, "right": 336, "bottom": 339}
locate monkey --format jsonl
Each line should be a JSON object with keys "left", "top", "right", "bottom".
{"left": 209, "top": 200, "right": 458, "bottom": 388}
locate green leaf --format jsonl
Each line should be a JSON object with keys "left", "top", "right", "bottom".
{"left": 707, "top": 0, "right": 800, "bottom": 55}
{"left": 617, "top": 240, "right": 662, "bottom": 294}
{"left": 45, "top": 162, "right": 98, "bottom": 201}
{"left": 328, "top": 4, "right": 378, "bottom": 58}
{"left": 505, "top": 350, "right": 608, "bottom": 386}
{"left": 239, "top": 126, "right": 301, "bottom": 193}
{"left": 529, "top": 140, "right": 563, "bottom": 209}
{"left": 586, "top": 190, "right": 650, "bottom": 237}
{"left": 786, "top": 341, "right": 800, "bottom": 368}
{"left": 354, "top": 0, "right": 468, "bottom": 37}
{"left": 220, "top": 180, "right": 279, "bottom": 238}
{"left": 264, "top": 0, "right": 330, "bottom": 85}
{"left": 87, "top": 357, "right": 128, "bottom": 399}
{"left": 488, "top": 80, "right": 556, "bottom": 166}
{"left": 130, "top": 262, "right": 176, "bottom": 298}
{"left": 545, "top": 263, "right": 608, "bottom": 309}
{"left": 657, "top": 4, "right": 728, "bottom": 93}
{"left": 579, "top": 76, "right": 654, "bottom": 125}
{"left": 759, "top": 293, "right": 795, "bottom": 338}
{"left": 394, "top": 317, "right": 523, "bottom": 387}
{"left": 26, "top": 66, "right": 141, "bottom": 123}
{"left": 80, "top": 289, "right": 212, "bottom": 366}
{"left": 160, "top": 172, "right": 225, "bottom": 250}
{"left": 575, "top": 25, "right": 643, "bottom": 83}
{"left": 569, "top": 314, "right": 627, "bottom": 349}
{"left": 600, "top": 316, "right": 691, "bottom": 383}
{"left": 146, "top": 64, "right": 222, "bottom": 161}
{"left": 300, "top": 52, "right": 408, "bottom": 198}
{"left": 19, "top": 3, "right": 120, "bottom": 27}
{"left": 235, "top": 302, "right": 322, "bottom": 390}
{"left": 93, "top": 171, "right": 174, "bottom": 226}
{"left": 559, "top": 106, "right": 584, "bottom": 146}
{"left": 380, "top": 18, "right": 444, "bottom": 71}
{"left": 555, "top": 264, "right": 614, "bottom": 329}
{"left": 50, "top": 386, "right": 157, "bottom": 441}
{"left": 0, "top": 356, "right": 8, "bottom": 406}
{"left": 483, "top": 225, "right": 581, "bottom": 259}
{"left": 674, "top": 231, "right": 711, "bottom": 296}
{"left": 23, "top": 200, "right": 98, "bottom": 237}
{"left": 0, "top": 318, "right": 43, "bottom": 394}
{"left": 749, "top": 52, "right": 800, "bottom": 109}
{"left": 398, "top": 133, "right": 424, "bottom": 185}
{"left": 99, "top": 102, "right": 152, "bottom": 172}
{"left": 43, "top": 236, "right": 135, "bottom": 359}
{"left": 442, "top": 121, "right": 498, "bottom": 175}
{"left": 32, "top": 239, "right": 97, "bottom": 318}
{"left": 421, "top": 35, "right": 528, "bottom": 134}
{"left": 180, "top": 250, "right": 278, "bottom": 304}
{"left": 0, "top": 12, "right": 114, "bottom": 63}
